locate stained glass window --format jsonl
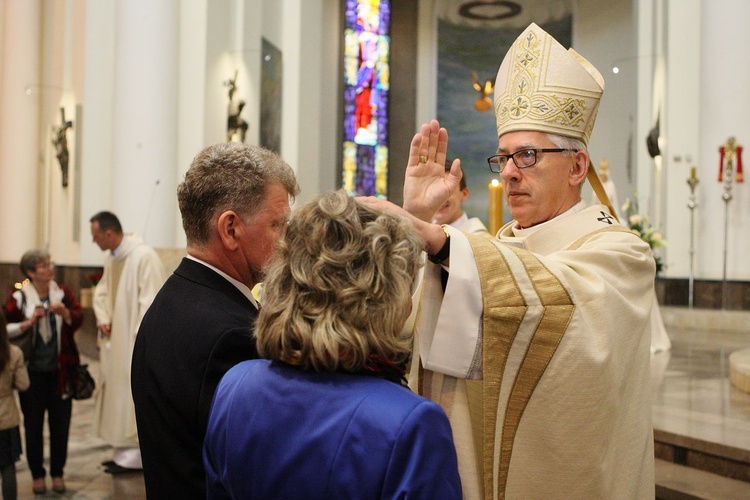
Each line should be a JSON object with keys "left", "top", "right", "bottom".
{"left": 342, "top": 0, "right": 390, "bottom": 198}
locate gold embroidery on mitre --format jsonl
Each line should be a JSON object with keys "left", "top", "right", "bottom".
{"left": 494, "top": 23, "right": 604, "bottom": 145}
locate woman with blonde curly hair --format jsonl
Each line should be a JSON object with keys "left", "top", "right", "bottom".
{"left": 204, "top": 190, "right": 461, "bottom": 499}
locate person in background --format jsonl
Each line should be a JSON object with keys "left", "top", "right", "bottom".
{"left": 132, "top": 143, "right": 299, "bottom": 499}
{"left": 2, "top": 250, "right": 83, "bottom": 495}
{"left": 431, "top": 162, "right": 490, "bottom": 292}
{"left": 90, "top": 211, "right": 167, "bottom": 474}
{"left": 434, "top": 161, "right": 488, "bottom": 235}
{"left": 361, "top": 23, "right": 655, "bottom": 499}
{"left": 204, "top": 190, "right": 461, "bottom": 499}
{"left": 0, "top": 313, "right": 30, "bottom": 500}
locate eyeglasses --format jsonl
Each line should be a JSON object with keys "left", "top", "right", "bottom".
{"left": 487, "top": 148, "right": 578, "bottom": 173}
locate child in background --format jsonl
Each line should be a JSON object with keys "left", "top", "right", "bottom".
{"left": 0, "top": 313, "right": 30, "bottom": 500}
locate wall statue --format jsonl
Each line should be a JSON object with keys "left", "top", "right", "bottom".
{"left": 224, "top": 70, "right": 249, "bottom": 143}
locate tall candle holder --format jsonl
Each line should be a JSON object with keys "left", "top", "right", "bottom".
{"left": 718, "top": 137, "right": 742, "bottom": 309}
{"left": 686, "top": 167, "right": 699, "bottom": 308}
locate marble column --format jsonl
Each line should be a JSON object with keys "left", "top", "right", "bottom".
{"left": 698, "top": 0, "right": 750, "bottom": 280}
{"left": 0, "top": 0, "right": 41, "bottom": 261}
{"left": 110, "top": 0, "right": 178, "bottom": 248}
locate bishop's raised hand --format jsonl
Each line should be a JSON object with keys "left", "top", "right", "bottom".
{"left": 403, "top": 119, "right": 463, "bottom": 222}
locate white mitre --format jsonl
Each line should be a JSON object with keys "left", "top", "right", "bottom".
{"left": 494, "top": 23, "right": 605, "bottom": 146}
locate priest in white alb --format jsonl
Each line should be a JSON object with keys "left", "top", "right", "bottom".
{"left": 90, "top": 212, "right": 167, "bottom": 474}
{"left": 361, "top": 22, "right": 655, "bottom": 500}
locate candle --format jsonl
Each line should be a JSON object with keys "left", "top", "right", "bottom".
{"left": 737, "top": 146, "right": 744, "bottom": 183}
{"left": 489, "top": 179, "right": 503, "bottom": 235}
{"left": 690, "top": 166, "right": 696, "bottom": 180}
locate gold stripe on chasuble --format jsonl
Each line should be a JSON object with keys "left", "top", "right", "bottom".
{"left": 497, "top": 246, "right": 574, "bottom": 498}
{"left": 568, "top": 225, "right": 633, "bottom": 250}
{"left": 465, "top": 234, "right": 527, "bottom": 500}
{"left": 466, "top": 235, "right": 575, "bottom": 500}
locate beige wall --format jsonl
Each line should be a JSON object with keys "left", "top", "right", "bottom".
{"left": 1, "top": 0, "right": 749, "bottom": 281}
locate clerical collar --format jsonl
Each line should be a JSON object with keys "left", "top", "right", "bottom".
{"left": 512, "top": 200, "right": 586, "bottom": 237}
{"left": 432, "top": 212, "right": 468, "bottom": 227}
{"left": 186, "top": 255, "right": 258, "bottom": 309}
{"left": 111, "top": 236, "right": 127, "bottom": 257}
{"left": 449, "top": 212, "right": 469, "bottom": 227}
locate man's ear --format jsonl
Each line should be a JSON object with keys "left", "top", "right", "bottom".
{"left": 570, "top": 150, "right": 589, "bottom": 187}
{"left": 217, "top": 211, "right": 241, "bottom": 251}
{"left": 460, "top": 187, "right": 470, "bottom": 202}
{"left": 105, "top": 229, "right": 116, "bottom": 245}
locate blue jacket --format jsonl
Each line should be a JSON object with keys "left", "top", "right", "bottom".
{"left": 204, "top": 359, "right": 462, "bottom": 499}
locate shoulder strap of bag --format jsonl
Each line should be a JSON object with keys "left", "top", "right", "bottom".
{"left": 18, "top": 289, "right": 36, "bottom": 344}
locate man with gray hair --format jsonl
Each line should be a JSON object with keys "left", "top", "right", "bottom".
{"left": 362, "top": 23, "right": 655, "bottom": 499}
{"left": 131, "top": 143, "right": 299, "bottom": 499}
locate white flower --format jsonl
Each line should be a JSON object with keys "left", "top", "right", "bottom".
{"left": 623, "top": 194, "right": 667, "bottom": 274}
{"left": 651, "top": 232, "right": 666, "bottom": 248}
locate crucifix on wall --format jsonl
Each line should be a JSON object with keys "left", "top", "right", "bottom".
{"left": 52, "top": 107, "right": 73, "bottom": 187}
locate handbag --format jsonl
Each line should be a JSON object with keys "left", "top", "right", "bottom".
{"left": 10, "top": 328, "right": 33, "bottom": 362}
{"left": 71, "top": 364, "right": 96, "bottom": 400}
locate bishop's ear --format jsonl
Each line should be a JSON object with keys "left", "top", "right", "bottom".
{"left": 570, "top": 150, "right": 589, "bottom": 187}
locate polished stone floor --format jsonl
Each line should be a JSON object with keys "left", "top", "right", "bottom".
{"left": 14, "top": 353, "right": 146, "bottom": 499}
{"left": 9, "top": 306, "right": 750, "bottom": 498}
{"left": 652, "top": 307, "right": 750, "bottom": 474}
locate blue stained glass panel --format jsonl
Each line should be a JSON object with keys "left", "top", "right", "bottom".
{"left": 342, "top": 0, "right": 390, "bottom": 198}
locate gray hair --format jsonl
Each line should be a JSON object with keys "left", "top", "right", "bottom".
{"left": 546, "top": 133, "right": 587, "bottom": 156}
{"left": 547, "top": 133, "right": 588, "bottom": 192}
{"left": 177, "top": 143, "right": 300, "bottom": 244}
{"left": 20, "top": 249, "right": 51, "bottom": 278}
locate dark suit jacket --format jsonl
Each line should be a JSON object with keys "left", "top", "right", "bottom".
{"left": 131, "top": 258, "right": 259, "bottom": 499}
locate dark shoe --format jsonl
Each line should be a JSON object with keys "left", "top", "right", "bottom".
{"left": 104, "top": 464, "right": 142, "bottom": 475}
{"left": 100, "top": 460, "right": 116, "bottom": 467}
{"left": 32, "top": 477, "right": 46, "bottom": 494}
{"left": 52, "top": 476, "right": 66, "bottom": 493}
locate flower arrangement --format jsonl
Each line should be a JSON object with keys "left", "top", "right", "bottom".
{"left": 622, "top": 196, "right": 666, "bottom": 275}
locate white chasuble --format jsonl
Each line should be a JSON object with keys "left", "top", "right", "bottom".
{"left": 413, "top": 204, "right": 656, "bottom": 500}
{"left": 93, "top": 234, "right": 167, "bottom": 447}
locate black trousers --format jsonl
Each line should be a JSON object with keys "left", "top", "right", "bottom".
{"left": 19, "top": 370, "right": 72, "bottom": 479}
